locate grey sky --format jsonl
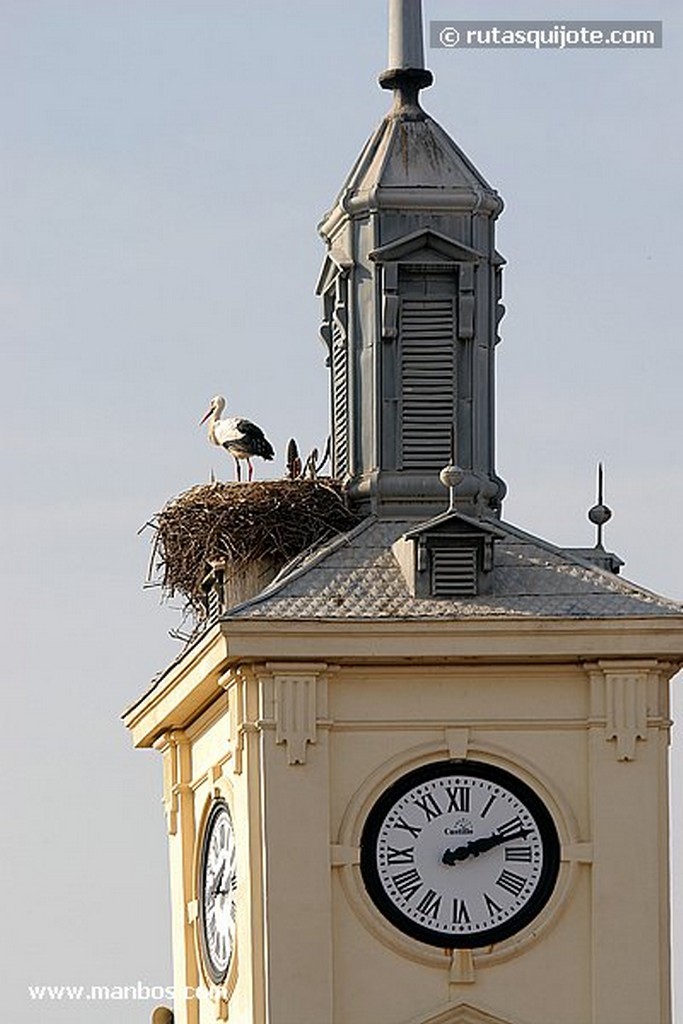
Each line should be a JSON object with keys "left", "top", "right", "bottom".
{"left": 1, "top": 1, "right": 681, "bottom": 1020}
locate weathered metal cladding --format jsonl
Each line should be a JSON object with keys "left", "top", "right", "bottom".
{"left": 318, "top": 104, "right": 507, "bottom": 518}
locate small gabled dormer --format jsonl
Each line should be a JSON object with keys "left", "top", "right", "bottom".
{"left": 392, "top": 511, "right": 503, "bottom": 599}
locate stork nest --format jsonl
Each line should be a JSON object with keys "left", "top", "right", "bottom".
{"left": 147, "top": 478, "right": 360, "bottom": 617}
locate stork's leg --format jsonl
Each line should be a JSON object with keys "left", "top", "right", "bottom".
{"left": 233, "top": 456, "right": 241, "bottom": 482}
{"left": 247, "top": 458, "right": 254, "bottom": 482}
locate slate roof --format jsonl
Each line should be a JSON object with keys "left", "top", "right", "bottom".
{"left": 224, "top": 516, "right": 683, "bottom": 621}
{"left": 337, "top": 111, "right": 499, "bottom": 200}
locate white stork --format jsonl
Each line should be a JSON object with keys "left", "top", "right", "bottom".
{"left": 200, "top": 395, "right": 275, "bottom": 482}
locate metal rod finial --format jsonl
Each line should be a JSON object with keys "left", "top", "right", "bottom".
{"left": 379, "top": 0, "right": 433, "bottom": 112}
{"left": 588, "top": 462, "right": 613, "bottom": 549}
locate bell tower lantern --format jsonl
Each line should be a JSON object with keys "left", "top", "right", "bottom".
{"left": 318, "top": 0, "right": 506, "bottom": 517}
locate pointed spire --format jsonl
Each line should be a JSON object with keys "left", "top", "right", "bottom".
{"left": 387, "top": 0, "right": 425, "bottom": 68}
{"left": 379, "top": 0, "right": 433, "bottom": 116}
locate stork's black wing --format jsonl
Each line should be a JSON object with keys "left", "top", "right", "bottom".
{"left": 233, "top": 419, "right": 275, "bottom": 460}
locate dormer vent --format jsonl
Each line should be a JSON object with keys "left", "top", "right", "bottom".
{"left": 431, "top": 544, "right": 478, "bottom": 597}
{"left": 393, "top": 512, "right": 501, "bottom": 599}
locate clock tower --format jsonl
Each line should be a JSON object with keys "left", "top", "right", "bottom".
{"left": 125, "top": 3, "right": 683, "bottom": 1023}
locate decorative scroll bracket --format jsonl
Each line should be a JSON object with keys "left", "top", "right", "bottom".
{"left": 268, "top": 664, "right": 330, "bottom": 765}
{"left": 605, "top": 671, "right": 648, "bottom": 761}
{"left": 154, "top": 731, "right": 189, "bottom": 836}
{"left": 586, "top": 661, "right": 668, "bottom": 762}
{"left": 219, "top": 668, "right": 249, "bottom": 774}
{"left": 157, "top": 734, "right": 178, "bottom": 836}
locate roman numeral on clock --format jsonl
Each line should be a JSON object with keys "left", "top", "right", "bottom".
{"left": 393, "top": 815, "right": 422, "bottom": 838}
{"left": 496, "top": 869, "right": 527, "bottom": 897}
{"left": 445, "top": 785, "right": 470, "bottom": 813}
{"left": 480, "top": 794, "right": 496, "bottom": 818}
{"left": 385, "top": 845, "right": 415, "bottom": 865}
{"left": 416, "top": 889, "right": 442, "bottom": 919}
{"left": 391, "top": 868, "right": 423, "bottom": 900}
{"left": 483, "top": 892, "right": 503, "bottom": 916}
{"left": 496, "top": 815, "right": 524, "bottom": 837}
{"left": 413, "top": 792, "right": 443, "bottom": 821}
{"left": 452, "top": 898, "right": 471, "bottom": 924}
{"left": 505, "top": 845, "right": 533, "bottom": 862}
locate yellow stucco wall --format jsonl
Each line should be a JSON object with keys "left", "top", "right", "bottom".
{"left": 125, "top": 619, "right": 681, "bottom": 1024}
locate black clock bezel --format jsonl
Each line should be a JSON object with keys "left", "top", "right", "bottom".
{"left": 198, "top": 798, "right": 235, "bottom": 983}
{"left": 360, "top": 759, "right": 561, "bottom": 949}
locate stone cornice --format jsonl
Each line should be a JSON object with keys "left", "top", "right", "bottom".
{"left": 122, "top": 624, "right": 228, "bottom": 749}
{"left": 123, "top": 616, "right": 683, "bottom": 749}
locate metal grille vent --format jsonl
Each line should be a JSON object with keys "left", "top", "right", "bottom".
{"left": 400, "top": 298, "right": 455, "bottom": 469}
{"left": 206, "top": 586, "right": 222, "bottom": 620}
{"left": 431, "top": 546, "right": 478, "bottom": 597}
{"left": 203, "top": 568, "right": 226, "bottom": 619}
{"left": 331, "top": 320, "right": 348, "bottom": 475}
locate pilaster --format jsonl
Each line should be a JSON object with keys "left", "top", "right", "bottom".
{"left": 585, "top": 660, "right": 674, "bottom": 1023}
{"left": 255, "top": 663, "right": 334, "bottom": 1024}
{"left": 155, "top": 730, "right": 200, "bottom": 1024}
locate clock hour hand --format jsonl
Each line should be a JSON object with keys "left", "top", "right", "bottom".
{"left": 209, "top": 864, "right": 225, "bottom": 899}
{"left": 442, "top": 827, "right": 533, "bottom": 865}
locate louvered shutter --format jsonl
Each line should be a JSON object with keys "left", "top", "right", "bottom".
{"left": 399, "top": 298, "right": 455, "bottom": 469}
{"left": 431, "top": 546, "right": 478, "bottom": 596}
{"left": 331, "top": 320, "right": 349, "bottom": 475}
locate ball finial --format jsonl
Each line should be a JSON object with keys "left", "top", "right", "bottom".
{"left": 440, "top": 463, "right": 465, "bottom": 490}
{"left": 588, "top": 503, "right": 612, "bottom": 527}
{"left": 440, "top": 462, "right": 465, "bottom": 510}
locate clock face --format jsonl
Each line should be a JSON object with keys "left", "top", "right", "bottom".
{"left": 360, "top": 760, "right": 560, "bottom": 948}
{"left": 198, "top": 800, "right": 237, "bottom": 982}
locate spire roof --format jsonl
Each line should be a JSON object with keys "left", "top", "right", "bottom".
{"left": 320, "top": 0, "right": 502, "bottom": 236}
{"left": 330, "top": 114, "right": 502, "bottom": 213}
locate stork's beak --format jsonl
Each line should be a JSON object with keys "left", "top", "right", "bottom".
{"left": 199, "top": 407, "right": 212, "bottom": 426}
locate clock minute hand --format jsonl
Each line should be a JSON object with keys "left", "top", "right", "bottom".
{"left": 442, "top": 827, "right": 533, "bottom": 866}
{"left": 217, "top": 873, "right": 237, "bottom": 897}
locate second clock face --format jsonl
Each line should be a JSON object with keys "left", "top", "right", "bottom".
{"left": 360, "top": 760, "right": 560, "bottom": 948}
{"left": 198, "top": 800, "right": 237, "bottom": 982}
